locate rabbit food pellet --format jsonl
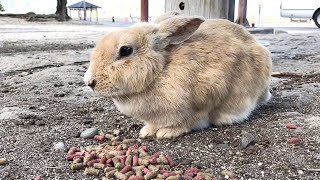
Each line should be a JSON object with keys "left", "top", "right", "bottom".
{"left": 66, "top": 138, "right": 214, "bottom": 179}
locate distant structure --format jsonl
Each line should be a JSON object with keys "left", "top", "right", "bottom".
{"left": 165, "top": 0, "right": 235, "bottom": 22}
{"left": 67, "top": 1, "right": 101, "bottom": 22}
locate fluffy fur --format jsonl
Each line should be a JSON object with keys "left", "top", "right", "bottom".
{"left": 84, "top": 13, "right": 272, "bottom": 139}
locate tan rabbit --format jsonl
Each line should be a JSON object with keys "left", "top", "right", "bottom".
{"left": 84, "top": 14, "right": 272, "bottom": 139}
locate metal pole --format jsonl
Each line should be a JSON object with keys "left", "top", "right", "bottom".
{"left": 141, "top": 0, "right": 148, "bottom": 22}
{"left": 228, "top": 0, "right": 235, "bottom": 22}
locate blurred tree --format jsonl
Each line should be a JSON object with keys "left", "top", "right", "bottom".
{"left": 0, "top": 1, "right": 5, "bottom": 12}
{"left": 55, "top": 0, "right": 70, "bottom": 21}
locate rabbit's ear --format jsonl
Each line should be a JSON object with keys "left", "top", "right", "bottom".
{"left": 158, "top": 16, "right": 205, "bottom": 45}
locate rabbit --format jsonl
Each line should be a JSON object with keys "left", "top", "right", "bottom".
{"left": 84, "top": 14, "right": 272, "bottom": 139}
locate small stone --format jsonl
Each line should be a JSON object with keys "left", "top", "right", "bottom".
{"left": 285, "top": 123, "right": 298, "bottom": 129}
{"left": 39, "top": 106, "right": 46, "bottom": 110}
{"left": 297, "top": 170, "right": 304, "bottom": 175}
{"left": 83, "top": 120, "right": 93, "bottom": 124}
{"left": 258, "top": 162, "right": 263, "bottom": 166}
{"left": 80, "top": 127, "right": 99, "bottom": 139}
{"left": 240, "top": 133, "right": 256, "bottom": 149}
{"left": 113, "top": 129, "right": 121, "bottom": 136}
{"left": 0, "top": 158, "right": 8, "bottom": 166}
{"left": 35, "top": 121, "right": 45, "bottom": 126}
{"left": 180, "top": 158, "right": 193, "bottom": 165}
{"left": 53, "top": 142, "right": 66, "bottom": 151}
{"left": 13, "top": 119, "right": 23, "bottom": 125}
{"left": 18, "top": 113, "right": 40, "bottom": 120}
{"left": 221, "top": 170, "right": 235, "bottom": 178}
{"left": 54, "top": 93, "right": 66, "bottom": 97}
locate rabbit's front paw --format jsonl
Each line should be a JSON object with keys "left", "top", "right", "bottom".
{"left": 139, "top": 124, "right": 158, "bottom": 138}
{"left": 156, "top": 127, "right": 189, "bottom": 139}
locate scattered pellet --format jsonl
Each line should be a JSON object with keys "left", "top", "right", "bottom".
{"left": 118, "top": 155, "right": 126, "bottom": 164}
{"left": 105, "top": 134, "right": 115, "bottom": 140}
{"left": 94, "top": 135, "right": 106, "bottom": 141}
{"left": 112, "top": 157, "right": 120, "bottom": 165}
{"left": 93, "top": 163, "right": 105, "bottom": 169}
{"left": 83, "top": 155, "right": 93, "bottom": 165}
{"left": 287, "top": 137, "right": 302, "bottom": 144}
{"left": 132, "top": 155, "right": 139, "bottom": 166}
{"left": 159, "top": 154, "right": 169, "bottom": 165}
{"left": 104, "top": 167, "right": 116, "bottom": 173}
{"left": 120, "top": 165, "right": 132, "bottom": 174}
{"left": 71, "top": 163, "right": 84, "bottom": 170}
{"left": 194, "top": 175, "right": 205, "bottom": 180}
{"left": 105, "top": 169, "right": 117, "bottom": 178}
{"left": 84, "top": 167, "right": 100, "bottom": 176}
{"left": 73, "top": 158, "right": 82, "bottom": 163}
{"left": 115, "top": 163, "right": 125, "bottom": 170}
{"left": 138, "top": 158, "right": 149, "bottom": 166}
{"left": 197, "top": 172, "right": 214, "bottom": 179}
{"left": 114, "top": 172, "right": 127, "bottom": 180}
{"left": 148, "top": 165, "right": 158, "bottom": 171}
{"left": 123, "top": 139, "right": 136, "bottom": 144}
{"left": 125, "top": 170, "right": 135, "bottom": 177}
{"left": 157, "top": 174, "right": 166, "bottom": 179}
{"left": 286, "top": 123, "right": 298, "bottom": 129}
{"left": 138, "top": 149, "right": 150, "bottom": 158}
{"left": 143, "top": 167, "right": 151, "bottom": 175}
{"left": 128, "top": 144, "right": 139, "bottom": 150}
{"left": 125, "top": 155, "right": 133, "bottom": 166}
{"left": 108, "top": 150, "right": 125, "bottom": 157}
{"left": 144, "top": 169, "right": 159, "bottom": 180}
{"left": 156, "top": 165, "right": 171, "bottom": 170}
{"left": 165, "top": 155, "right": 175, "bottom": 167}
{"left": 111, "top": 136, "right": 120, "bottom": 142}
{"left": 166, "top": 175, "right": 181, "bottom": 180}
{"left": 128, "top": 175, "right": 144, "bottom": 180}
{"left": 139, "top": 145, "right": 148, "bottom": 151}
{"left": 164, "top": 172, "right": 177, "bottom": 177}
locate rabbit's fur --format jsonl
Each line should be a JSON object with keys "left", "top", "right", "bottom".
{"left": 84, "top": 14, "right": 272, "bottom": 139}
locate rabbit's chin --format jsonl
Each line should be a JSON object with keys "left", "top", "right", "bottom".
{"left": 94, "top": 89, "right": 133, "bottom": 99}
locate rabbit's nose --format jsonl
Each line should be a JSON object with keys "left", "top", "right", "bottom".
{"left": 87, "top": 79, "right": 97, "bottom": 89}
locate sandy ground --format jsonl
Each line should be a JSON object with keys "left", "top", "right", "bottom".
{"left": 0, "top": 17, "right": 320, "bottom": 180}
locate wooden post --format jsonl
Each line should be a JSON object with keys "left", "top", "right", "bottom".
{"left": 83, "top": 0, "right": 86, "bottom": 21}
{"left": 90, "top": 8, "right": 92, "bottom": 22}
{"left": 235, "top": 0, "right": 250, "bottom": 27}
{"left": 141, "top": 0, "right": 148, "bottom": 22}
{"left": 96, "top": 9, "right": 98, "bottom": 22}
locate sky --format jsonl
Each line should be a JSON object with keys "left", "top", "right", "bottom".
{"left": 0, "top": 0, "right": 291, "bottom": 24}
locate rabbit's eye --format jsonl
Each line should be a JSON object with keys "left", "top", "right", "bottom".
{"left": 119, "top": 46, "right": 133, "bottom": 58}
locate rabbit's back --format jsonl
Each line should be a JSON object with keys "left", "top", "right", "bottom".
{"left": 164, "top": 19, "right": 272, "bottom": 117}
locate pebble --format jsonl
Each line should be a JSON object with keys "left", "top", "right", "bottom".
{"left": 80, "top": 127, "right": 99, "bottom": 139}
{"left": 221, "top": 170, "right": 235, "bottom": 178}
{"left": 113, "top": 129, "right": 121, "bottom": 136}
{"left": 0, "top": 158, "right": 8, "bottom": 166}
{"left": 240, "top": 133, "right": 256, "bottom": 149}
{"left": 180, "top": 158, "right": 193, "bottom": 165}
{"left": 53, "top": 142, "right": 66, "bottom": 151}
{"left": 297, "top": 170, "right": 304, "bottom": 175}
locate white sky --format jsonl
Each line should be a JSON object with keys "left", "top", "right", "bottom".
{"left": 0, "top": 0, "right": 285, "bottom": 23}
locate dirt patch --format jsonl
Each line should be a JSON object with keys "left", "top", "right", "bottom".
{"left": 0, "top": 20, "right": 320, "bottom": 179}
